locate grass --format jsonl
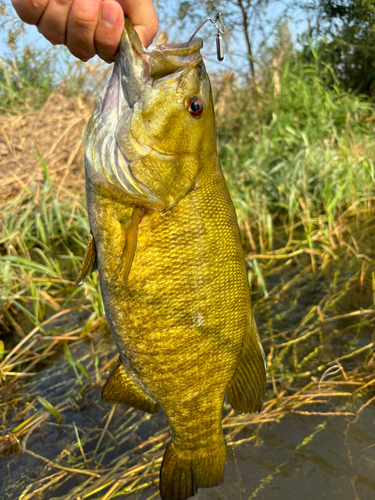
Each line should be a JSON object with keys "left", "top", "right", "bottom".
{"left": 0, "top": 18, "right": 375, "bottom": 500}
{"left": 1, "top": 221, "right": 374, "bottom": 498}
{"left": 0, "top": 171, "right": 103, "bottom": 332}
{"left": 216, "top": 47, "right": 375, "bottom": 260}
{"left": 0, "top": 38, "right": 111, "bottom": 114}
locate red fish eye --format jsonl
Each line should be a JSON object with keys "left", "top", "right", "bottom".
{"left": 187, "top": 97, "right": 204, "bottom": 118}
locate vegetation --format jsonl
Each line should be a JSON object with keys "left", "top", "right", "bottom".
{"left": 0, "top": 1, "right": 110, "bottom": 114}
{"left": 0, "top": 2, "right": 374, "bottom": 499}
{"left": 304, "top": 0, "right": 375, "bottom": 95}
{"left": 217, "top": 32, "right": 375, "bottom": 263}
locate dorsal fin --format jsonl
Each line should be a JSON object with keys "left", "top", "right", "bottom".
{"left": 76, "top": 233, "right": 97, "bottom": 285}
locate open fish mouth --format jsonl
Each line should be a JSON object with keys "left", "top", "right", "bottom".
{"left": 92, "top": 17, "right": 205, "bottom": 129}
{"left": 84, "top": 18, "right": 208, "bottom": 209}
{"left": 104, "top": 18, "right": 204, "bottom": 111}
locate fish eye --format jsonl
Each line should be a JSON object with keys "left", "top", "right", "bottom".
{"left": 186, "top": 97, "right": 205, "bottom": 118}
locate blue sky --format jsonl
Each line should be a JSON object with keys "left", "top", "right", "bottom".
{"left": 0, "top": 0, "right": 308, "bottom": 75}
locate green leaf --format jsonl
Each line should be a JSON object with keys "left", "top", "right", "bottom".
{"left": 38, "top": 397, "right": 63, "bottom": 423}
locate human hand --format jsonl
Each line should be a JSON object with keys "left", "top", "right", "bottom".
{"left": 11, "top": 0, "right": 158, "bottom": 62}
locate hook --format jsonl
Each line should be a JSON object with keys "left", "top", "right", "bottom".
{"left": 188, "top": 12, "right": 226, "bottom": 62}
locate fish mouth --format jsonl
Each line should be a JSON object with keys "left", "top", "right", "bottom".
{"left": 99, "top": 18, "right": 203, "bottom": 117}
{"left": 115, "top": 17, "right": 203, "bottom": 108}
{"left": 85, "top": 19, "right": 206, "bottom": 208}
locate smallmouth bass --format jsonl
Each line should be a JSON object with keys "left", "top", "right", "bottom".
{"left": 79, "top": 18, "right": 266, "bottom": 500}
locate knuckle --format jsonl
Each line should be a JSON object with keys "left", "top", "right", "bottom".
{"left": 70, "top": 10, "right": 97, "bottom": 31}
{"left": 32, "top": 0, "right": 49, "bottom": 8}
{"left": 12, "top": 0, "right": 48, "bottom": 23}
{"left": 54, "top": 0, "right": 74, "bottom": 7}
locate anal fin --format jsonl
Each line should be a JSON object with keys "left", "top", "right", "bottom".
{"left": 76, "top": 233, "right": 97, "bottom": 285}
{"left": 102, "top": 358, "right": 159, "bottom": 414}
{"left": 116, "top": 207, "right": 144, "bottom": 284}
{"left": 226, "top": 320, "right": 266, "bottom": 413}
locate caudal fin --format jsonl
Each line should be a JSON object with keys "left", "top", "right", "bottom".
{"left": 159, "top": 441, "right": 226, "bottom": 500}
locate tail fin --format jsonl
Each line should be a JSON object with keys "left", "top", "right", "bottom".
{"left": 160, "top": 441, "right": 226, "bottom": 500}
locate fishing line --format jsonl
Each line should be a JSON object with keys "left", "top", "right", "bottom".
{"left": 188, "top": 12, "right": 226, "bottom": 62}
{"left": 232, "top": 443, "right": 243, "bottom": 500}
{"left": 187, "top": 11, "right": 235, "bottom": 71}
{"left": 224, "top": 399, "right": 243, "bottom": 500}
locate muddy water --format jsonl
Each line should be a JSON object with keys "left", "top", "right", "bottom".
{"left": 196, "top": 407, "right": 375, "bottom": 500}
{"left": 1, "top": 247, "right": 375, "bottom": 499}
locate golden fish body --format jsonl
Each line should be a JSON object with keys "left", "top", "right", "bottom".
{"left": 80, "top": 19, "right": 266, "bottom": 500}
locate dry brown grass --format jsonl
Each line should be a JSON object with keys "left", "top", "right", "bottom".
{"left": 0, "top": 93, "right": 93, "bottom": 201}
{"left": 1, "top": 81, "right": 375, "bottom": 500}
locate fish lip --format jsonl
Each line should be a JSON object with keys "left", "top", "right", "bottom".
{"left": 153, "top": 37, "right": 203, "bottom": 55}
{"left": 116, "top": 18, "right": 204, "bottom": 102}
{"left": 115, "top": 18, "right": 151, "bottom": 108}
{"left": 100, "top": 19, "right": 204, "bottom": 114}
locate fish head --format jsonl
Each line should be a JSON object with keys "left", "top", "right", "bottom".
{"left": 85, "top": 18, "right": 217, "bottom": 209}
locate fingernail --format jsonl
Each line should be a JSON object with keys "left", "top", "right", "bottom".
{"left": 100, "top": 2, "right": 118, "bottom": 28}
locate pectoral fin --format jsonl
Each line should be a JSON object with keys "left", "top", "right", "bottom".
{"left": 102, "top": 358, "right": 159, "bottom": 414}
{"left": 226, "top": 319, "right": 266, "bottom": 413}
{"left": 76, "top": 234, "right": 97, "bottom": 285}
{"left": 116, "top": 207, "right": 144, "bottom": 284}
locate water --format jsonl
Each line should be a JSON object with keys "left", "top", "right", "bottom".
{"left": 199, "top": 409, "right": 375, "bottom": 500}
{"left": 1, "top": 243, "right": 374, "bottom": 499}
{"left": 123, "top": 405, "right": 375, "bottom": 500}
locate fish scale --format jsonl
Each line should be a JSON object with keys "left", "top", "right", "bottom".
{"left": 78, "top": 17, "right": 266, "bottom": 500}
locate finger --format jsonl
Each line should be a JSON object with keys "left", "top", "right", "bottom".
{"left": 95, "top": 1, "right": 124, "bottom": 63}
{"left": 66, "top": 0, "right": 102, "bottom": 61}
{"left": 11, "top": 0, "right": 49, "bottom": 25}
{"left": 117, "top": 0, "right": 159, "bottom": 47}
{"left": 37, "top": 0, "right": 74, "bottom": 45}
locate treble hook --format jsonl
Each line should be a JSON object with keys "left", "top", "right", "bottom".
{"left": 188, "top": 12, "right": 226, "bottom": 62}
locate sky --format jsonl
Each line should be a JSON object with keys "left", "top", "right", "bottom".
{"left": 0, "top": 0, "right": 309, "bottom": 76}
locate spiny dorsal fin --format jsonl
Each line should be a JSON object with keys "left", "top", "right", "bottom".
{"left": 102, "top": 357, "right": 159, "bottom": 414}
{"left": 116, "top": 207, "right": 144, "bottom": 284}
{"left": 76, "top": 233, "right": 97, "bottom": 285}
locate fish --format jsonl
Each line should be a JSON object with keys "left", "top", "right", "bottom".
{"left": 78, "top": 17, "right": 266, "bottom": 500}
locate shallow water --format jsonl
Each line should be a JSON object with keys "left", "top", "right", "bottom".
{"left": 126, "top": 405, "right": 375, "bottom": 500}
{"left": 1, "top": 241, "right": 375, "bottom": 499}
{"left": 197, "top": 407, "right": 375, "bottom": 500}
{"left": 2, "top": 371, "right": 374, "bottom": 500}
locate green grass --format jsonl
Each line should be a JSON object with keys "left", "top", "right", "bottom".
{"left": 1, "top": 21, "right": 375, "bottom": 500}
{"left": 0, "top": 2, "right": 110, "bottom": 115}
{"left": 0, "top": 46, "right": 111, "bottom": 114}
{"left": 0, "top": 26, "right": 374, "bottom": 389}
{"left": 217, "top": 48, "right": 375, "bottom": 258}
{"left": 0, "top": 173, "right": 103, "bottom": 334}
